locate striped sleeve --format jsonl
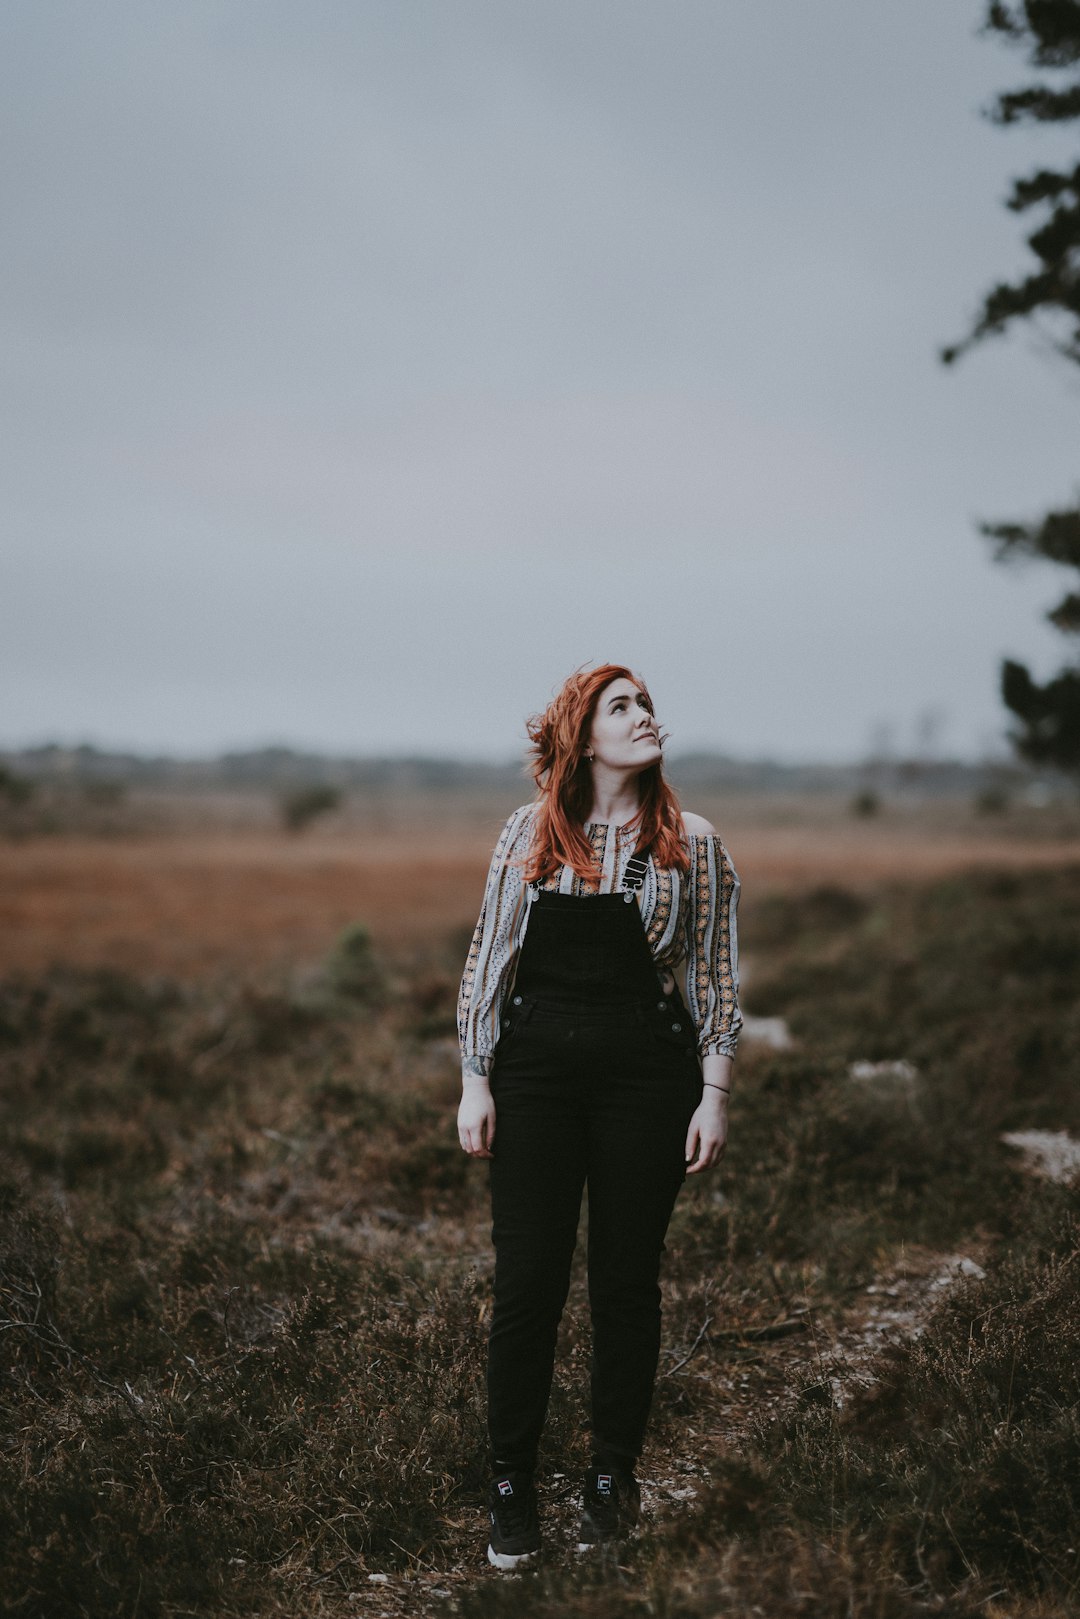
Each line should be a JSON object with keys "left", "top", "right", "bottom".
{"left": 457, "top": 804, "right": 536, "bottom": 1076}
{"left": 683, "top": 833, "right": 743, "bottom": 1060}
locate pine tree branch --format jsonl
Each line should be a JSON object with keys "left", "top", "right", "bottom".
{"left": 1008, "top": 162, "right": 1080, "bottom": 211}
{"left": 990, "top": 82, "right": 1080, "bottom": 124}
{"left": 983, "top": 1, "right": 1080, "bottom": 69}
{"left": 979, "top": 504, "right": 1080, "bottom": 568}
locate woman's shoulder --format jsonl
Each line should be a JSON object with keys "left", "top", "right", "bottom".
{"left": 496, "top": 801, "right": 540, "bottom": 846}
{"left": 680, "top": 810, "right": 719, "bottom": 838}
{"left": 483, "top": 803, "right": 538, "bottom": 874}
{"left": 678, "top": 812, "right": 739, "bottom": 887}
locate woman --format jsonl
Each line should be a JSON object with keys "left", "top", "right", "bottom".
{"left": 456, "top": 664, "right": 741, "bottom": 1569}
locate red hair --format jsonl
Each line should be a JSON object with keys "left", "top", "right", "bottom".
{"left": 521, "top": 663, "right": 691, "bottom": 883}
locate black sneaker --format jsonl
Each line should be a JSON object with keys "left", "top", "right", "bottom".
{"left": 486, "top": 1470, "right": 541, "bottom": 1570}
{"left": 576, "top": 1465, "right": 641, "bottom": 1551}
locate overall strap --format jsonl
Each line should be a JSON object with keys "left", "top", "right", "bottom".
{"left": 617, "top": 846, "right": 690, "bottom": 1022}
{"left": 616, "top": 844, "right": 673, "bottom": 1001}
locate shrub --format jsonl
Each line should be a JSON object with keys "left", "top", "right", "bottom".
{"left": 2, "top": 864, "right": 1079, "bottom": 1616}
{"left": 712, "top": 1195, "right": 1080, "bottom": 1609}
{"left": 0, "top": 764, "right": 35, "bottom": 805}
{"left": 323, "top": 921, "right": 385, "bottom": 1003}
{"left": 279, "top": 784, "right": 342, "bottom": 832}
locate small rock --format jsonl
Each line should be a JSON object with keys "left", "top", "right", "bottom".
{"left": 848, "top": 1059, "right": 918, "bottom": 1085}
{"left": 931, "top": 1255, "right": 987, "bottom": 1290}
{"left": 367, "top": 1573, "right": 390, "bottom": 1584}
{"left": 741, "top": 1015, "right": 793, "bottom": 1050}
{"left": 954, "top": 1256, "right": 986, "bottom": 1279}
{"left": 1001, "top": 1129, "right": 1080, "bottom": 1185}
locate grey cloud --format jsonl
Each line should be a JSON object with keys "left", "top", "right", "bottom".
{"left": 1, "top": 0, "right": 1075, "bottom": 760}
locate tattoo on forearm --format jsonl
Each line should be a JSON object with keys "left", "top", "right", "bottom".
{"left": 462, "top": 1056, "right": 490, "bottom": 1079}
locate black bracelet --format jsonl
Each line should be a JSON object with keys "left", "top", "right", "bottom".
{"left": 702, "top": 1082, "right": 730, "bottom": 1094}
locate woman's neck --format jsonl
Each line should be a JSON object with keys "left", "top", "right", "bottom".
{"left": 586, "top": 766, "right": 643, "bottom": 827}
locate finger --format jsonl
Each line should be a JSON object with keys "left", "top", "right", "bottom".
{"left": 688, "top": 1140, "right": 720, "bottom": 1174}
{"left": 685, "top": 1126, "right": 699, "bottom": 1165}
{"left": 473, "top": 1117, "right": 494, "bottom": 1159}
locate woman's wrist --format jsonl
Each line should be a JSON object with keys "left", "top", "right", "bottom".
{"left": 700, "top": 1051, "right": 734, "bottom": 1100}
{"left": 461, "top": 1055, "right": 492, "bottom": 1090}
{"left": 462, "top": 1078, "right": 492, "bottom": 1094}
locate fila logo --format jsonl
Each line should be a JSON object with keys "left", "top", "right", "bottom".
{"left": 497, "top": 1479, "right": 514, "bottom": 1497}
{"left": 597, "top": 1473, "right": 612, "bottom": 1495}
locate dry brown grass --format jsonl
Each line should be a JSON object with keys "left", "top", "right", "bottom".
{"left": 2, "top": 859, "right": 1079, "bottom": 1617}
{"left": 3, "top": 791, "right": 1080, "bottom": 978}
{"left": 0, "top": 833, "right": 497, "bottom": 978}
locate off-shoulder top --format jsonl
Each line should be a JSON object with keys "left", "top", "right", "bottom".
{"left": 457, "top": 802, "right": 742, "bottom": 1075}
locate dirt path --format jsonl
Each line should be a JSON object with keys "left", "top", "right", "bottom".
{"left": 322, "top": 1242, "right": 991, "bottom": 1617}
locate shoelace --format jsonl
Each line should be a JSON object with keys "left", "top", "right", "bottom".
{"left": 584, "top": 1481, "right": 621, "bottom": 1530}
{"left": 492, "top": 1488, "right": 533, "bottom": 1537}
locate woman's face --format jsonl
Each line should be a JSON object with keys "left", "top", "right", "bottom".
{"left": 586, "top": 677, "right": 662, "bottom": 773}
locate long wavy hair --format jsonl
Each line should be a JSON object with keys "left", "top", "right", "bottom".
{"left": 521, "top": 663, "right": 690, "bottom": 883}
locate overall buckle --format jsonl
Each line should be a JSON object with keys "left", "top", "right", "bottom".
{"left": 622, "top": 853, "right": 649, "bottom": 892}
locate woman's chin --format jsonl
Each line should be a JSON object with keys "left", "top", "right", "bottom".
{"left": 630, "top": 745, "right": 662, "bottom": 770}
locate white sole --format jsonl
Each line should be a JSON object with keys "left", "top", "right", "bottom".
{"left": 486, "top": 1543, "right": 540, "bottom": 1571}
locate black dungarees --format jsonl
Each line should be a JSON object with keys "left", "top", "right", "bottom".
{"left": 486, "top": 879, "right": 703, "bottom": 1474}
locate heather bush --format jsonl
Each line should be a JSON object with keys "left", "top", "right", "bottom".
{"left": 696, "top": 1191, "right": 1080, "bottom": 1609}
{"left": 1, "top": 866, "right": 1078, "bottom": 1615}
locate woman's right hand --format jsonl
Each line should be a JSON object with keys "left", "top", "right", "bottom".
{"left": 458, "top": 1078, "right": 496, "bottom": 1158}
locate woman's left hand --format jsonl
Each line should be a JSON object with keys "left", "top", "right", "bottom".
{"left": 685, "top": 1087, "right": 728, "bottom": 1174}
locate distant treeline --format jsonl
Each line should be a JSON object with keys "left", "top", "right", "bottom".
{"left": 0, "top": 741, "right": 1058, "bottom": 799}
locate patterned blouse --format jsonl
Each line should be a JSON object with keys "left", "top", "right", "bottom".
{"left": 457, "top": 802, "right": 742, "bottom": 1075}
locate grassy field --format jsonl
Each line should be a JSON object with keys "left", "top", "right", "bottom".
{"left": 3, "top": 788, "right": 1080, "bottom": 977}
{"left": 2, "top": 799, "right": 1079, "bottom": 1616}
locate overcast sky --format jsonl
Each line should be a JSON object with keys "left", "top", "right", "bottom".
{"left": 3, "top": 1, "right": 1077, "bottom": 763}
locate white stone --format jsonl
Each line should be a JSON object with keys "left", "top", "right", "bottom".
{"left": 741, "top": 1015, "right": 793, "bottom": 1049}
{"left": 848, "top": 1059, "right": 918, "bottom": 1085}
{"left": 1002, "top": 1130, "right": 1080, "bottom": 1185}
{"left": 930, "top": 1255, "right": 987, "bottom": 1290}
